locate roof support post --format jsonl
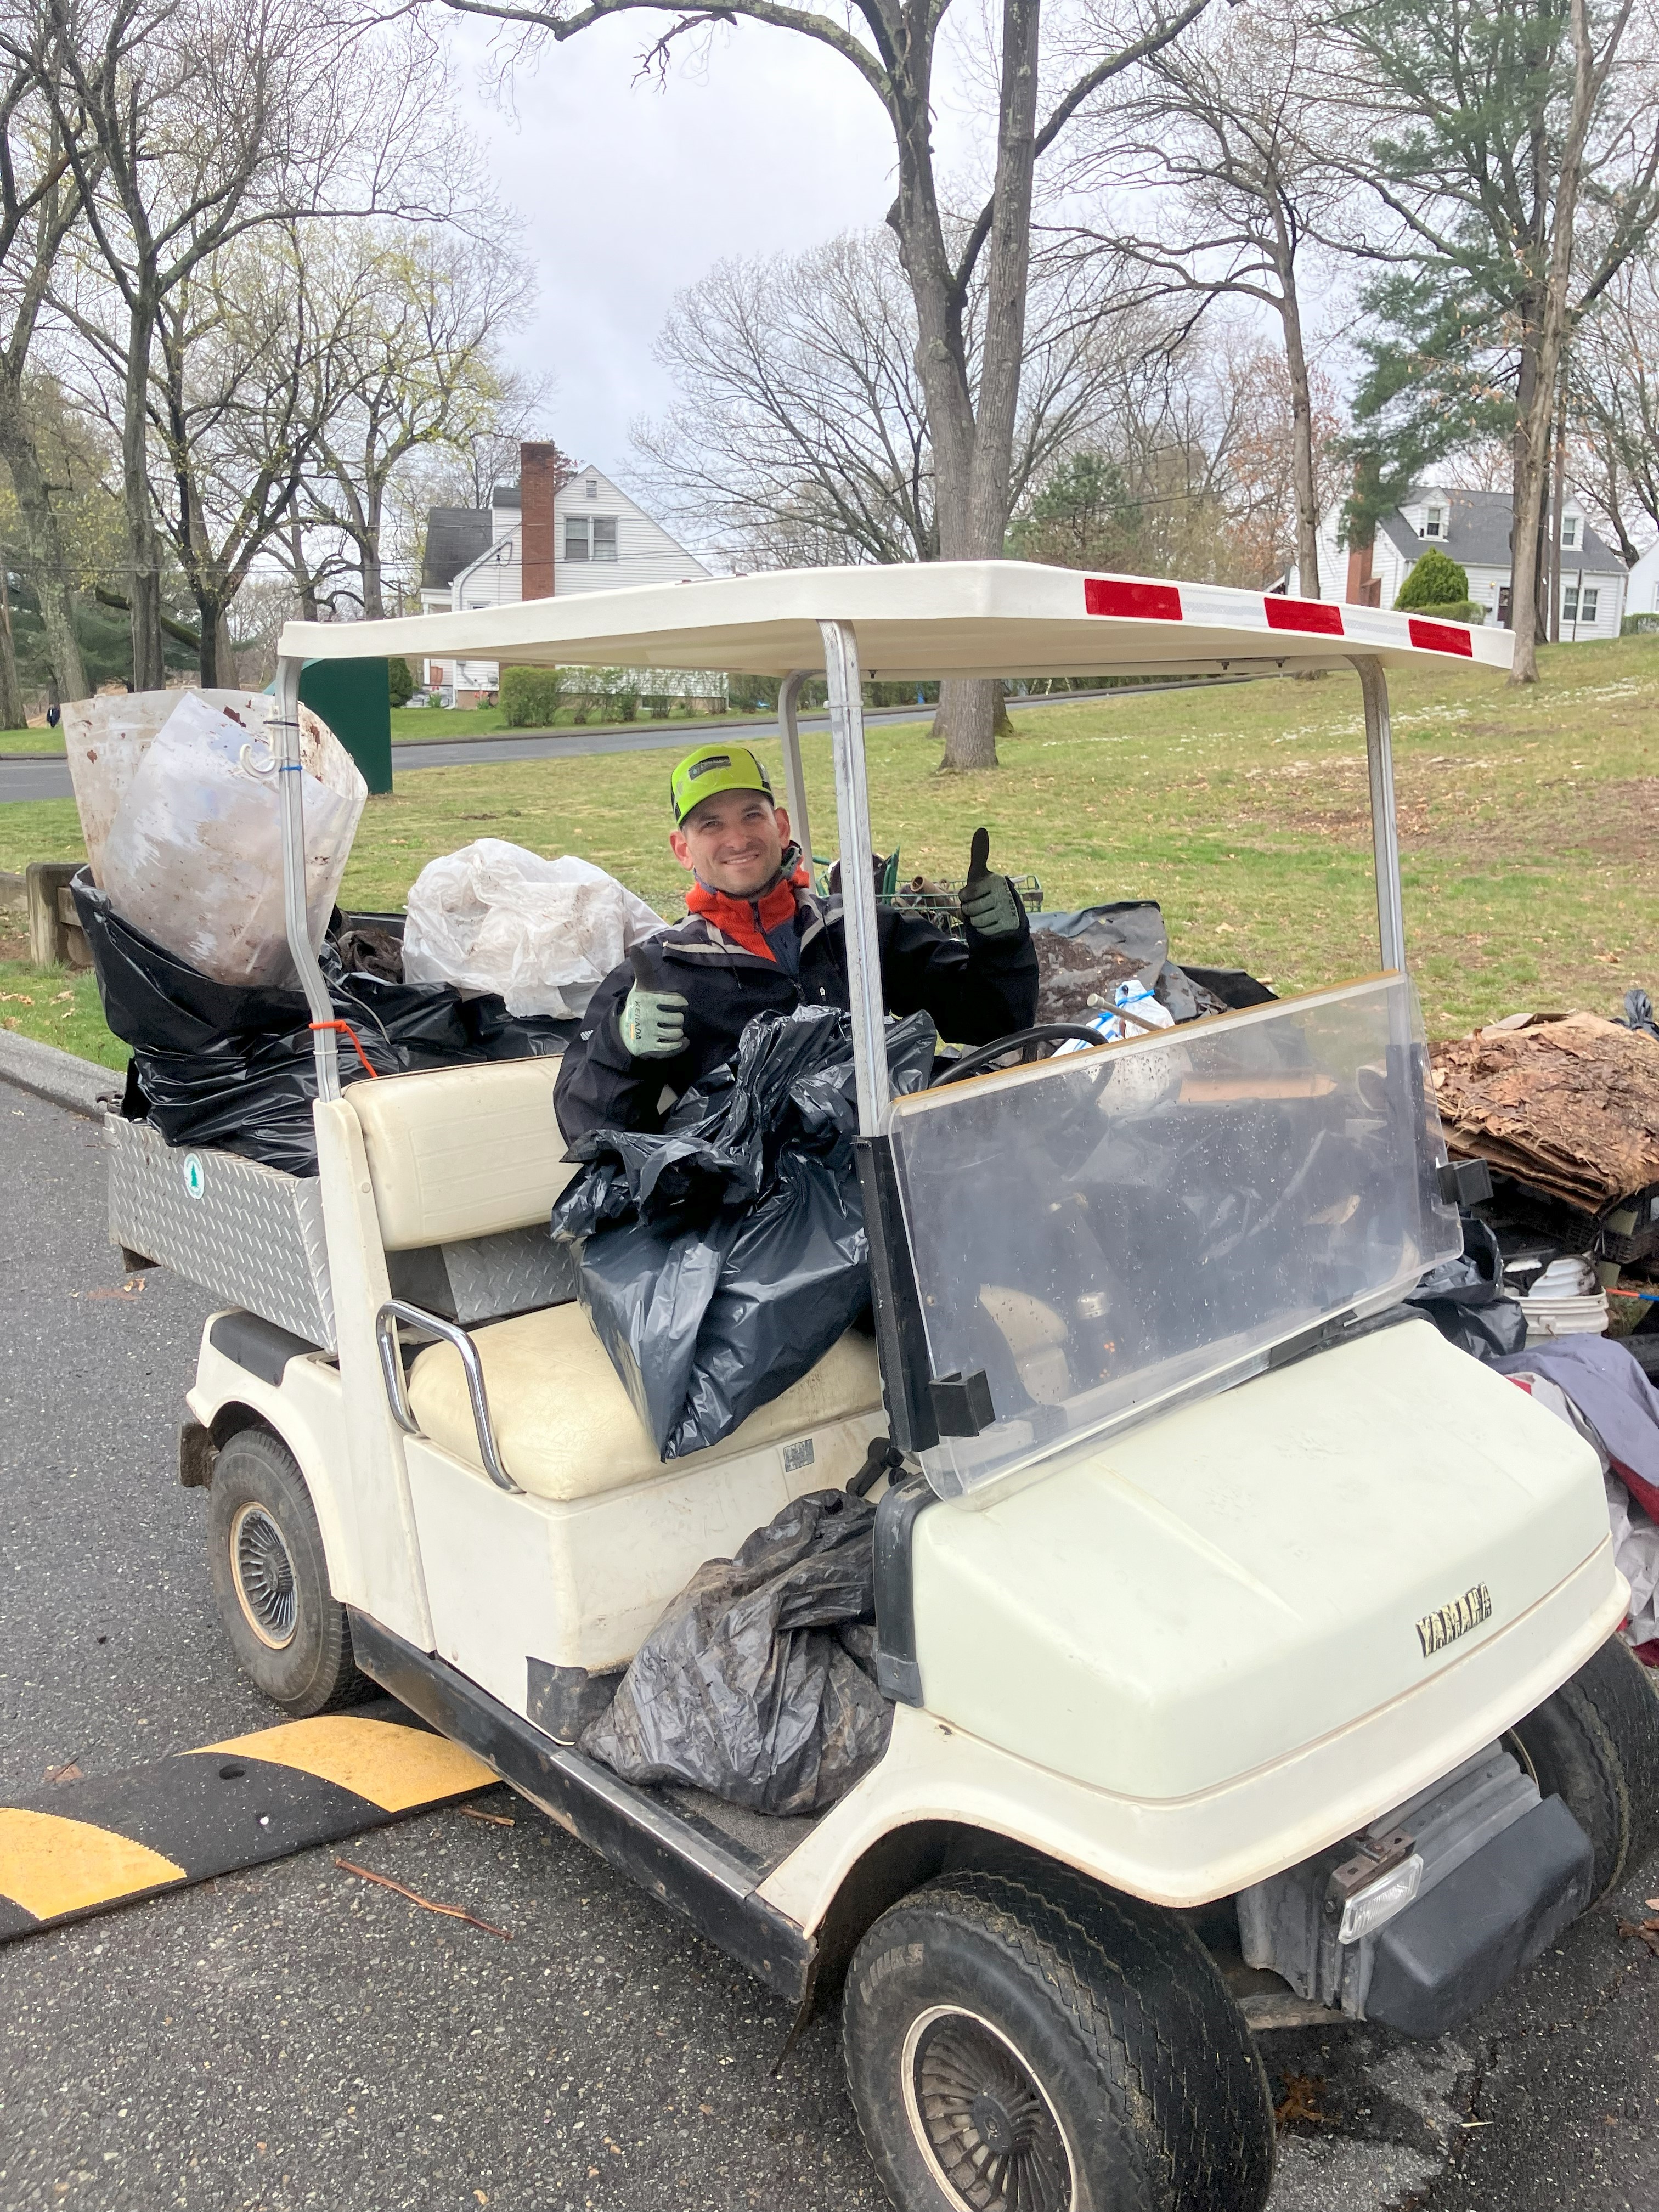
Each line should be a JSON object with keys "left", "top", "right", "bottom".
{"left": 818, "top": 620, "right": 890, "bottom": 1135}
{"left": 273, "top": 654, "right": 340, "bottom": 1102}
{"left": 776, "top": 669, "right": 811, "bottom": 868}
{"left": 1352, "top": 654, "right": 1406, "bottom": 974}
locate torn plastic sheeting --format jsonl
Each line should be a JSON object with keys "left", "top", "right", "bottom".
{"left": 1028, "top": 901, "right": 1257, "bottom": 1027}
{"left": 552, "top": 1005, "right": 937, "bottom": 1460}
{"left": 581, "top": 1487, "right": 892, "bottom": 1817}
{"left": 74, "top": 872, "right": 575, "bottom": 1177}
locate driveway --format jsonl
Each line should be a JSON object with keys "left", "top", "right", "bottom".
{"left": 3, "top": 1082, "right": 1657, "bottom": 2211}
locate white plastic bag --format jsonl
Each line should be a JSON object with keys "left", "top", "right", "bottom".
{"left": 98, "top": 690, "right": 366, "bottom": 989}
{"left": 402, "top": 839, "right": 663, "bottom": 1019}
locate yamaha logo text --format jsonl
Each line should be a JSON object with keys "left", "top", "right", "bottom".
{"left": 1417, "top": 1583, "right": 1493, "bottom": 1657}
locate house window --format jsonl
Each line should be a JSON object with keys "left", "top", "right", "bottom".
{"left": 564, "top": 515, "right": 618, "bottom": 562}
{"left": 585, "top": 477, "right": 597, "bottom": 499}
{"left": 1560, "top": 515, "right": 1579, "bottom": 549}
{"left": 1424, "top": 505, "right": 1445, "bottom": 538}
{"left": 1562, "top": 584, "right": 1598, "bottom": 624}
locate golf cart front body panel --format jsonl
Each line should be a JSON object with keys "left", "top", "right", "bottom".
{"left": 887, "top": 973, "right": 1459, "bottom": 1503}
{"left": 759, "top": 1534, "right": 1619, "bottom": 1928}
{"left": 907, "top": 1320, "right": 1614, "bottom": 1800}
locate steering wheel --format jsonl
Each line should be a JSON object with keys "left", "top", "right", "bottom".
{"left": 929, "top": 1023, "right": 1114, "bottom": 1087}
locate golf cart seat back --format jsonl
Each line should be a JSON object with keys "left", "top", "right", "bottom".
{"left": 348, "top": 1058, "right": 575, "bottom": 1249}
{"left": 405, "top": 1305, "right": 883, "bottom": 1503}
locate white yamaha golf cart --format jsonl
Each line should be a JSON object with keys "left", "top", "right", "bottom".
{"left": 112, "top": 563, "right": 1658, "bottom": 2212}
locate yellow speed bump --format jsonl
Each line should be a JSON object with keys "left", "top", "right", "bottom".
{"left": 192, "top": 1716, "right": 494, "bottom": 1811}
{"left": 0, "top": 1809, "right": 185, "bottom": 1921}
{"left": 1, "top": 1702, "right": 501, "bottom": 1944}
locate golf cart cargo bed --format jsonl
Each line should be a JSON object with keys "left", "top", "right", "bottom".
{"left": 106, "top": 1111, "right": 335, "bottom": 1347}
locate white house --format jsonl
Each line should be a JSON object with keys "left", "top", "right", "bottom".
{"left": 1289, "top": 483, "right": 1627, "bottom": 641}
{"left": 1624, "top": 537, "right": 1659, "bottom": 619}
{"left": 417, "top": 444, "right": 716, "bottom": 705}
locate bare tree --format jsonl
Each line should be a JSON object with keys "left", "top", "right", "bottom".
{"left": 295, "top": 217, "right": 533, "bottom": 620}
{"left": 1568, "top": 251, "right": 1659, "bottom": 560}
{"left": 439, "top": 0, "right": 1214, "bottom": 768}
{"left": 1070, "top": 2, "right": 1344, "bottom": 596}
{"left": 0, "top": 22, "right": 90, "bottom": 710}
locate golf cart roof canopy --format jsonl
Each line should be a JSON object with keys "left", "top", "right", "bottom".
{"left": 278, "top": 560, "right": 1513, "bottom": 682}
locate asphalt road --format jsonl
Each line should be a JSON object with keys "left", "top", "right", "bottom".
{"left": 4, "top": 1081, "right": 1659, "bottom": 2212}
{"left": 0, "top": 682, "right": 1239, "bottom": 804}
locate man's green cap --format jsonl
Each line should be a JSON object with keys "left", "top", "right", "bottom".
{"left": 669, "top": 742, "right": 773, "bottom": 825}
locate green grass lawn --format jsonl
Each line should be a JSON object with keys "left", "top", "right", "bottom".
{"left": 389, "top": 701, "right": 786, "bottom": 743}
{"left": 3, "top": 633, "right": 1655, "bottom": 1066}
{"left": 0, "top": 726, "right": 62, "bottom": 754}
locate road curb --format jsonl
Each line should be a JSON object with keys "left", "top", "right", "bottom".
{"left": 0, "top": 1028, "right": 118, "bottom": 1118}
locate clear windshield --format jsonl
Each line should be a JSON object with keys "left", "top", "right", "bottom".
{"left": 888, "top": 974, "right": 1460, "bottom": 1503}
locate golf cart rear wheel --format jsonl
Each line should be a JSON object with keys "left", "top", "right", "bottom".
{"left": 843, "top": 1866, "right": 1273, "bottom": 2212}
{"left": 1508, "top": 1634, "right": 1659, "bottom": 1900}
{"left": 206, "top": 1426, "right": 362, "bottom": 1717}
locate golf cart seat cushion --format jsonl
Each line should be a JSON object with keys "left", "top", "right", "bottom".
{"left": 405, "top": 1303, "right": 883, "bottom": 1502}
{"left": 348, "top": 1057, "right": 572, "bottom": 1250}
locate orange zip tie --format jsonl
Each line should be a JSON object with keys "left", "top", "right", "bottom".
{"left": 309, "top": 1019, "right": 380, "bottom": 1077}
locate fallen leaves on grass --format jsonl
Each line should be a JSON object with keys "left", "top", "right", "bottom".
{"left": 1274, "top": 2074, "right": 1333, "bottom": 2127}
{"left": 334, "top": 1855, "right": 512, "bottom": 1939}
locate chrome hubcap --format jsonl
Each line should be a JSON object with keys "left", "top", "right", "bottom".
{"left": 230, "top": 1503, "right": 298, "bottom": 1649}
{"left": 902, "top": 2006, "right": 1076, "bottom": 2212}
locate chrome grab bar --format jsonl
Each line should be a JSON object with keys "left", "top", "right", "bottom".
{"left": 374, "top": 1297, "right": 522, "bottom": 1495}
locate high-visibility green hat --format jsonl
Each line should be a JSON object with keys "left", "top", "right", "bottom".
{"left": 669, "top": 742, "right": 773, "bottom": 824}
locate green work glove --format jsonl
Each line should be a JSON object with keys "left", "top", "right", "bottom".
{"left": 619, "top": 946, "right": 687, "bottom": 1059}
{"left": 959, "top": 826, "right": 1021, "bottom": 939}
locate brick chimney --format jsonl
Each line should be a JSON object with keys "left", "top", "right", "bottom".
{"left": 1344, "top": 453, "right": 1383, "bottom": 607}
{"left": 520, "top": 441, "right": 565, "bottom": 601}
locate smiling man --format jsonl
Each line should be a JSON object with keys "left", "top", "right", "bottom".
{"left": 553, "top": 741, "right": 1038, "bottom": 1141}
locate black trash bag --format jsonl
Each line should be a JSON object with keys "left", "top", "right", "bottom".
{"left": 552, "top": 1005, "right": 937, "bottom": 1460}
{"left": 1618, "top": 986, "right": 1658, "bottom": 1040}
{"left": 74, "top": 871, "right": 577, "bottom": 1176}
{"left": 580, "top": 1488, "right": 892, "bottom": 1815}
{"left": 1404, "top": 1212, "right": 1527, "bottom": 1361}
{"left": 1027, "top": 900, "right": 1263, "bottom": 1024}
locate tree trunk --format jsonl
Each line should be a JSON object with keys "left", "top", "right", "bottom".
{"left": 0, "top": 560, "right": 25, "bottom": 728}
{"left": 122, "top": 297, "right": 166, "bottom": 691}
{"left": 887, "top": 0, "right": 1043, "bottom": 772}
{"left": 0, "top": 380, "right": 89, "bottom": 701}
{"left": 289, "top": 518, "right": 319, "bottom": 620}
{"left": 1276, "top": 222, "right": 1321, "bottom": 597}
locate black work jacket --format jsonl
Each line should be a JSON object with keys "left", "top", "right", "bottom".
{"left": 554, "top": 886, "right": 1038, "bottom": 1144}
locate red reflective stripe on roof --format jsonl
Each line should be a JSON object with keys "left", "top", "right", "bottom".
{"left": 1407, "top": 617, "right": 1475, "bottom": 657}
{"left": 1263, "top": 595, "right": 1344, "bottom": 635}
{"left": 1085, "top": 577, "right": 1182, "bottom": 620}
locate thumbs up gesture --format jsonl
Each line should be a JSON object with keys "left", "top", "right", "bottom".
{"left": 958, "top": 826, "right": 1021, "bottom": 940}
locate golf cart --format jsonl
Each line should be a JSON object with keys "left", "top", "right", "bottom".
{"left": 116, "top": 562, "right": 1657, "bottom": 2212}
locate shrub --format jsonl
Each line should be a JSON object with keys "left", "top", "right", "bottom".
{"left": 387, "top": 656, "right": 414, "bottom": 707}
{"left": 1396, "top": 548, "right": 1469, "bottom": 610}
{"left": 1403, "top": 599, "right": 1485, "bottom": 625}
{"left": 500, "top": 665, "right": 565, "bottom": 728}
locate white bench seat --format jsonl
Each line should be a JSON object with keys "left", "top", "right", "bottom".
{"left": 407, "top": 1304, "right": 884, "bottom": 1502}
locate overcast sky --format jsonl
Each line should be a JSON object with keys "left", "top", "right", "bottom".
{"left": 449, "top": 19, "right": 911, "bottom": 485}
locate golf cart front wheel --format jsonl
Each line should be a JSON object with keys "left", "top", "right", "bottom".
{"left": 1508, "top": 1633, "right": 1659, "bottom": 1900}
{"left": 843, "top": 1866, "right": 1273, "bottom": 2212}
{"left": 206, "top": 1425, "right": 363, "bottom": 1717}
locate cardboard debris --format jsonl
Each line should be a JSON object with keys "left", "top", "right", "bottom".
{"left": 1431, "top": 1014, "right": 1659, "bottom": 1214}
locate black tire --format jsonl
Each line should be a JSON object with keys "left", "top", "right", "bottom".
{"left": 1509, "top": 1634, "right": 1659, "bottom": 1900}
{"left": 206, "top": 1426, "right": 363, "bottom": 1717}
{"left": 843, "top": 1865, "right": 1273, "bottom": 2212}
